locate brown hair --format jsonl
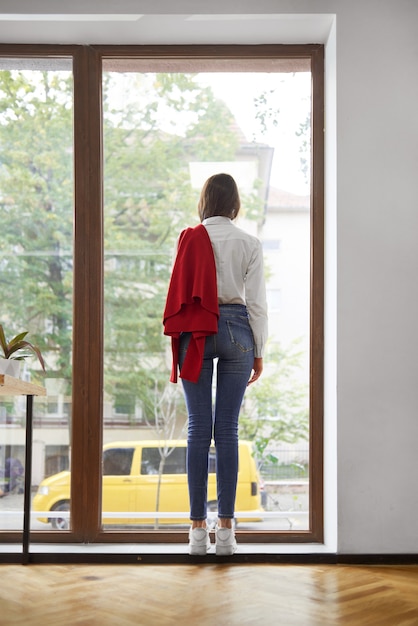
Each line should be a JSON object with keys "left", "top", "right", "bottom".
{"left": 198, "top": 173, "right": 241, "bottom": 222}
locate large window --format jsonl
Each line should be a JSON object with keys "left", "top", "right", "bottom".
{"left": 0, "top": 56, "right": 74, "bottom": 534}
{"left": 101, "top": 59, "right": 314, "bottom": 536}
{"left": 0, "top": 45, "right": 323, "bottom": 549}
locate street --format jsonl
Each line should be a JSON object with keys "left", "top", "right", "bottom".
{"left": 1, "top": 488, "right": 308, "bottom": 532}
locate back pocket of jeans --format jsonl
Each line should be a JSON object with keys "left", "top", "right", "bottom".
{"left": 226, "top": 319, "right": 254, "bottom": 352}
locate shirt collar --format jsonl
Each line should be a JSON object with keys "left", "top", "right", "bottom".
{"left": 202, "top": 216, "right": 233, "bottom": 226}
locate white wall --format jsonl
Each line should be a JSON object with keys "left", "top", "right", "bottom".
{"left": 2, "top": 0, "right": 418, "bottom": 555}
{"left": 335, "top": 1, "right": 418, "bottom": 555}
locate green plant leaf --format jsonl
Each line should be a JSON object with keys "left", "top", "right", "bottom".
{"left": 8, "top": 331, "right": 29, "bottom": 349}
{"left": 0, "top": 324, "right": 45, "bottom": 371}
{"left": 0, "top": 325, "right": 7, "bottom": 356}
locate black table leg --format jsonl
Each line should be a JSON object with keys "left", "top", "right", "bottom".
{"left": 22, "top": 394, "right": 34, "bottom": 565}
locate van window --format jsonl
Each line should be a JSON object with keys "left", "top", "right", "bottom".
{"left": 141, "top": 447, "right": 186, "bottom": 475}
{"left": 103, "top": 448, "right": 134, "bottom": 475}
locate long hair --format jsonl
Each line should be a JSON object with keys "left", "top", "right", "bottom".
{"left": 198, "top": 173, "right": 241, "bottom": 222}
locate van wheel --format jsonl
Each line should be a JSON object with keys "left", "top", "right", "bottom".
{"left": 50, "top": 501, "right": 70, "bottom": 530}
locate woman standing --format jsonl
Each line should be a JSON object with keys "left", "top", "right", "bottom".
{"left": 164, "top": 173, "right": 268, "bottom": 555}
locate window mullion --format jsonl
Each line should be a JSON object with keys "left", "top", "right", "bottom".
{"left": 72, "top": 45, "right": 104, "bottom": 542}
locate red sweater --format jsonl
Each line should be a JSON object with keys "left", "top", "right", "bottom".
{"left": 163, "top": 224, "right": 219, "bottom": 383}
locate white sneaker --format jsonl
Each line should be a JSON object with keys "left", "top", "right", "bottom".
{"left": 215, "top": 526, "right": 237, "bottom": 556}
{"left": 189, "top": 526, "right": 211, "bottom": 555}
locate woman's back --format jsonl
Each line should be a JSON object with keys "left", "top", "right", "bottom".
{"left": 202, "top": 215, "right": 267, "bottom": 357}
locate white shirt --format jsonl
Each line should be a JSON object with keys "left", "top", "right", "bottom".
{"left": 202, "top": 216, "right": 268, "bottom": 358}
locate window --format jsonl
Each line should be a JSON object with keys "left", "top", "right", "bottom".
{"left": 141, "top": 448, "right": 187, "bottom": 475}
{"left": 100, "top": 51, "right": 321, "bottom": 542}
{"left": 0, "top": 53, "right": 74, "bottom": 532}
{"left": 103, "top": 448, "right": 134, "bottom": 476}
{"left": 0, "top": 44, "right": 323, "bottom": 548}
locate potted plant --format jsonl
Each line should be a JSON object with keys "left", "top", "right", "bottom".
{"left": 0, "top": 323, "right": 46, "bottom": 378}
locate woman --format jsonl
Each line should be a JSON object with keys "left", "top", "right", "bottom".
{"left": 163, "top": 173, "right": 268, "bottom": 555}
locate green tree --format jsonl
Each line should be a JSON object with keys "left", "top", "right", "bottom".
{"left": 0, "top": 69, "right": 73, "bottom": 383}
{"left": 102, "top": 71, "right": 240, "bottom": 419}
{"left": 239, "top": 340, "right": 309, "bottom": 465}
{"left": 295, "top": 113, "right": 310, "bottom": 184}
{"left": 144, "top": 382, "right": 186, "bottom": 528}
{"left": 0, "top": 67, "right": 308, "bottom": 457}
{"left": 0, "top": 69, "right": 240, "bottom": 409}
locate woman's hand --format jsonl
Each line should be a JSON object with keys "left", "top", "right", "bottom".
{"left": 248, "top": 357, "right": 263, "bottom": 385}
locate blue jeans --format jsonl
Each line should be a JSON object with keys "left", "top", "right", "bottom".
{"left": 179, "top": 304, "right": 254, "bottom": 521}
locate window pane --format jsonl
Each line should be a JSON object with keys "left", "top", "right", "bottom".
{"left": 101, "top": 68, "right": 310, "bottom": 532}
{"left": 0, "top": 58, "right": 73, "bottom": 533}
{"left": 103, "top": 448, "right": 135, "bottom": 475}
{"left": 141, "top": 447, "right": 186, "bottom": 475}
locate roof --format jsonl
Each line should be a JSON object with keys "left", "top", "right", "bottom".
{"left": 267, "top": 186, "right": 310, "bottom": 212}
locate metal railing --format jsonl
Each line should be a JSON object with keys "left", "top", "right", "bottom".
{"left": 259, "top": 449, "right": 309, "bottom": 481}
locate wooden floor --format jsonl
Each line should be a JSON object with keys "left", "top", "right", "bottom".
{"left": 0, "top": 563, "right": 417, "bottom": 625}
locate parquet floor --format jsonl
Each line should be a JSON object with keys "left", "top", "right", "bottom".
{"left": 0, "top": 563, "right": 417, "bottom": 625}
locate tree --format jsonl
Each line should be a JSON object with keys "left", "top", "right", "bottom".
{"left": 239, "top": 340, "right": 309, "bottom": 465}
{"left": 0, "top": 67, "right": 308, "bottom": 458}
{"left": 295, "top": 113, "right": 310, "bottom": 185}
{"left": 145, "top": 382, "right": 186, "bottom": 528}
{"left": 0, "top": 68, "right": 241, "bottom": 417}
{"left": 102, "top": 71, "right": 240, "bottom": 420}
{"left": 0, "top": 69, "right": 73, "bottom": 384}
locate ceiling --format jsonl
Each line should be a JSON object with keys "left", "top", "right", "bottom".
{"left": 0, "top": 13, "right": 334, "bottom": 45}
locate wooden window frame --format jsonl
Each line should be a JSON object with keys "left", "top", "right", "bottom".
{"left": 0, "top": 44, "right": 324, "bottom": 548}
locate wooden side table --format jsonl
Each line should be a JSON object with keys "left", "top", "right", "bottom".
{"left": 0, "top": 374, "right": 46, "bottom": 564}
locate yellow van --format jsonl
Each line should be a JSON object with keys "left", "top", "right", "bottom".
{"left": 33, "top": 440, "right": 264, "bottom": 529}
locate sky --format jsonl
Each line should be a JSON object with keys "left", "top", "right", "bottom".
{"left": 106, "top": 70, "right": 311, "bottom": 196}
{"left": 198, "top": 72, "right": 311, "bottom": 196}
